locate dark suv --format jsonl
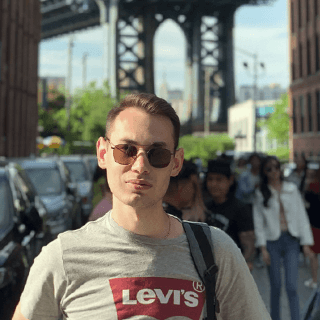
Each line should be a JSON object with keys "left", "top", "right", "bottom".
{"left": 0, "top": 160, "right": 49, "bottom": 320}
{"left": 18, "top": 157, "right": 82, "bottom": 236}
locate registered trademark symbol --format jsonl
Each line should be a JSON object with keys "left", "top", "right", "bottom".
{"left": 193, "top": 281, "right": 205, "bottom": 293}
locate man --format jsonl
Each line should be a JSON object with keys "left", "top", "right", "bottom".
{"left": 13, "top": 93, "right": 270, "bottom": 319}
{"left": 203, "top": 160, "right": 256, "bottom": 271}
{"left": 235, "top": 153, "right": 261, "bottom": 205}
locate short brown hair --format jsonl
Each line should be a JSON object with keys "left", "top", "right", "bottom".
{"left": 105, "top": 93, "right": 180, "bottom": 150}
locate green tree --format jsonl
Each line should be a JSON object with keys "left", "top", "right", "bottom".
{"left": 39, "top": 81, "right": 117, "bottom": 155}
{"left": 259, "top": 93, "right": 289, "bottom": 144}
{"left": 179, "top": 133, "right": 235, "bottom": 167}
{"left": 257, "top": 93, "right": 290, "bottom": 161}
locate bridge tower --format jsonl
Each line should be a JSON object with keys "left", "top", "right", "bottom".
{"left": 40, "top": 0, "right": 274, "bottom": 130}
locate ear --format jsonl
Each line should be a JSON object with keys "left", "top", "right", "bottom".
{"left": 96, "top": 137, "right": 108, "bottom": 169}
{"left": 170, "top": 148, "right": 184, "bottom": 177}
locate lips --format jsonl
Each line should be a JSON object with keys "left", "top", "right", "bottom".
{"left": 127, "top": 180, "right": 153, "bottom": 187}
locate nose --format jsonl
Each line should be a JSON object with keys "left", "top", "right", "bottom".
{"left": 131, "top": 149, "right": 150, "bottom": 174}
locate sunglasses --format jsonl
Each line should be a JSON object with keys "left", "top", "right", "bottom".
{"left": 105, "top": 137, "right": 174, "bottom": 168}
{"left": 265, "top": 164, "right": 280, "bottom": 173}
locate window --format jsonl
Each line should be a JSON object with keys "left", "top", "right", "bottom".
{"left": 299, "top": 43, "right": 303, "bottom": 78}
{"left": 298, "top": 0, "right": 302, "bottom": 28}
{"left": 293, "top": 98, "right": 297, "bottom": 133}
{"left": 308, "top": 93, "right": 313, "bottom": 132}
{"left": 317, "top": 91, "right": 320, "bottom": 131}
{"left": 316, "top": 35, "right": 320, "bottom": 71}
{"left": 0, "top": 41, "right": 2, "bottom": 81}
{"left": 307, "top": 40, "right": 312, "bottom": 75}
{"left": 292, "top": 49, "right": 296, "bottom": 80}
{"left": 300, "top": 95, "right": 305, "bottom": 132}
{"left": 291, "top": 1, "right": 295, "bottom": 32}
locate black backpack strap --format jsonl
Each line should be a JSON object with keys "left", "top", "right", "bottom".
{"left": 182, "top": 221, "right": 219, "bottom": 320}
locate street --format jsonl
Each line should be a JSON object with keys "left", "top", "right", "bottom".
{"left": 252, "top": 255, "right": 319, "bottom": 319}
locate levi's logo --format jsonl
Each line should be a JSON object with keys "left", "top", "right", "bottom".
{"left": 109, "top": 277, "right": 206, "bottom": 320}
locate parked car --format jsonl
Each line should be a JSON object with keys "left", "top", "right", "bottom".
{"left": 83, "top": 154, "right": 98, "bottom": 179}
{"left": 60, "top": 155, "right": 94, "bottom": 223}
{"left": 0, "top": 160, "right": 48, "bottom": 320}
{"left": 18, "top": 158, "right": 82, "bottom": 236}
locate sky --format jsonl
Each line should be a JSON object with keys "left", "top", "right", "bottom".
{"left": 39, "top": 0, "right": 289, "bottom": 97}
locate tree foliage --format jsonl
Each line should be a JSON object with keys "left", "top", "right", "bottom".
{"left": 266, "top": 146, "right": 290, "bottom": 161}
{"left": 178, "top": 133, "right": 235, "bottom": 167}
{"left": 38, "top": 81, "right": 117, "bottom": 155}
{"left": 258, "top": 93, "right": 289, "bottom": 144}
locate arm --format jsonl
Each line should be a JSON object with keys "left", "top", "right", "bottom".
{"left": 12, "top": 302, "right": 29, "bottom": 320}
{"left": 294, "top": 187, "right": 314, "bottom": 246}
{"left": 14, "top": 240, "right": 66, "bottom": 320}
{"left": 252, "top": 192, "right": 267, "bottom": 248}
{"left": 212, "top": 228, "right": 271, "bottom": 319}
{"left": 238, "top": 231, "right": 256, "bottom": 270}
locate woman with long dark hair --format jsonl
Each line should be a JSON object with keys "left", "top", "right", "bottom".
{"left": 253, "top": 156, "right": 314, "bottom": 320}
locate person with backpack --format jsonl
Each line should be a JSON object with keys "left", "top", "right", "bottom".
{"left": 253, "top": 155, "right": 314, "bottom": 320}
{"left": 13, "top": 93, "right": 270, "bottom": 320}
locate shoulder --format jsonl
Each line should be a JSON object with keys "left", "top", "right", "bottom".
{"left": 238, "top": 170, "right": 250, "bottom": 180}
{"left": 282, "top": 181, "right": 298, "bottom": 193}
{"left": 209, "top": 226, "right": 243, "bottom": 260}
{"left": 58, "top": 213, "right": 109, "bottom": 251}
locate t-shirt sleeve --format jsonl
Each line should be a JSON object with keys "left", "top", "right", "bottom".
{"left": 210, "top": 227, "right": 271, "bottom": 320}
{"left": 235, "top": 201, "right": 254, "bottom": 233}
{"left": 20, "top": 238, "right": 67, "bottom": 320}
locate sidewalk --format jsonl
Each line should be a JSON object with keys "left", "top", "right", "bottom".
{"left": 252, "top": 256, "right": 319, "bottom": 320}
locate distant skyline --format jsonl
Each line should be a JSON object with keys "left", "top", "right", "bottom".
{"left": 39, "top": 0, "right": 289, "bottom": 95}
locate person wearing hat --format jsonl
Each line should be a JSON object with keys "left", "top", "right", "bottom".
{"left": 204, "top": 159, "right": 256, "bottom": 271}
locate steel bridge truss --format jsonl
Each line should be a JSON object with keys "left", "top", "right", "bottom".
{"left": 40, "top": 0, "right": 275, "bottom": 125}
{"left": 115, "top": 2, "right": 236, "bottom": 123}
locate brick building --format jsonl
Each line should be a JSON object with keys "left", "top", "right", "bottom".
{"left": 289, "top": 0, "right": 320, "bottom": 161}
{"left": 0, "top": 0, "right": 41, "bottom": 157}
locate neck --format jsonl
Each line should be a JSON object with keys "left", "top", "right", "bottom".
{"left": 251, "top": 167, "right": 259, "bottom": 175}
{"left": 163, "top": 197, "right": 183, "bottom": 211}
{"left": 268, "top": 179, "right": 282, "bottom": 188}
{"left": 111, "top": 198, "right": 170, "bottom": 239}
{"left": 211, "top": 195, "right": 228, "bottom": 205}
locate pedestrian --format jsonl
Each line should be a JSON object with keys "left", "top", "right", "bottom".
{"left": 286, "top": 154, "right": 308, "bottom": 194}
{"left": 203, "top": 159, "right": 256, "bottom": 271}
{"left": 304, "top": 168, "right": 320, "bottom": 289}
{"left": 235, "top": 152, "right": 263, "bottom": 267}
{"left": 163, "top": 160, "right": 206, "bottom": 222}
{"left": 234, "top": 157, "right": 247, "bottom": 180}
{"left": 235, "top": 153, "right": 262, "bottom": 206}
{"left": 13, "top": 93, "right": 271, "bottom": 319}
{"left": 253, "top": 155, "right": 314, "bottom": 320}
{"left": 88, "top": 169, "right": 113, "bottom": 221}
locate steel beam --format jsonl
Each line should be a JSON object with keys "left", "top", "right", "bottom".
{"left": 40, "top": 0, "right": 276, "bottom": 128}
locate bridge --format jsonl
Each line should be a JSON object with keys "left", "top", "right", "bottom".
{"left": 40, "top": 0, "right": 275, "bottom": 133}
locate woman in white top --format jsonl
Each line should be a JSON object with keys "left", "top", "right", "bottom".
{"left": 253, "top": 156, "right": 314, "bottom": 320}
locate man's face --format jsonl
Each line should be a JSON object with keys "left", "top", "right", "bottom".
{"left": 250, "top": 156, "right": 261, "bottom": 169}
{"left": 206, "top": 172, "right": 233, "bottom": 200}
{"left": 97, "top": 107, "right": 183, "bottom": 209}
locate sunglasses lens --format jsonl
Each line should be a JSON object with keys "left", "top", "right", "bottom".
{"left": 112, "top": 143, "right": 172, "bottom": 168}
{"left": 113, "top": 145, "right": 137, "bottom": 165}
{"left": 148, "top": 148, "right": 172, "bottom": 168}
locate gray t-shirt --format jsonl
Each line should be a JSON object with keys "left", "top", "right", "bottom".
{"left": 20, "top": 211, "right": 270, "bottom": 320}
